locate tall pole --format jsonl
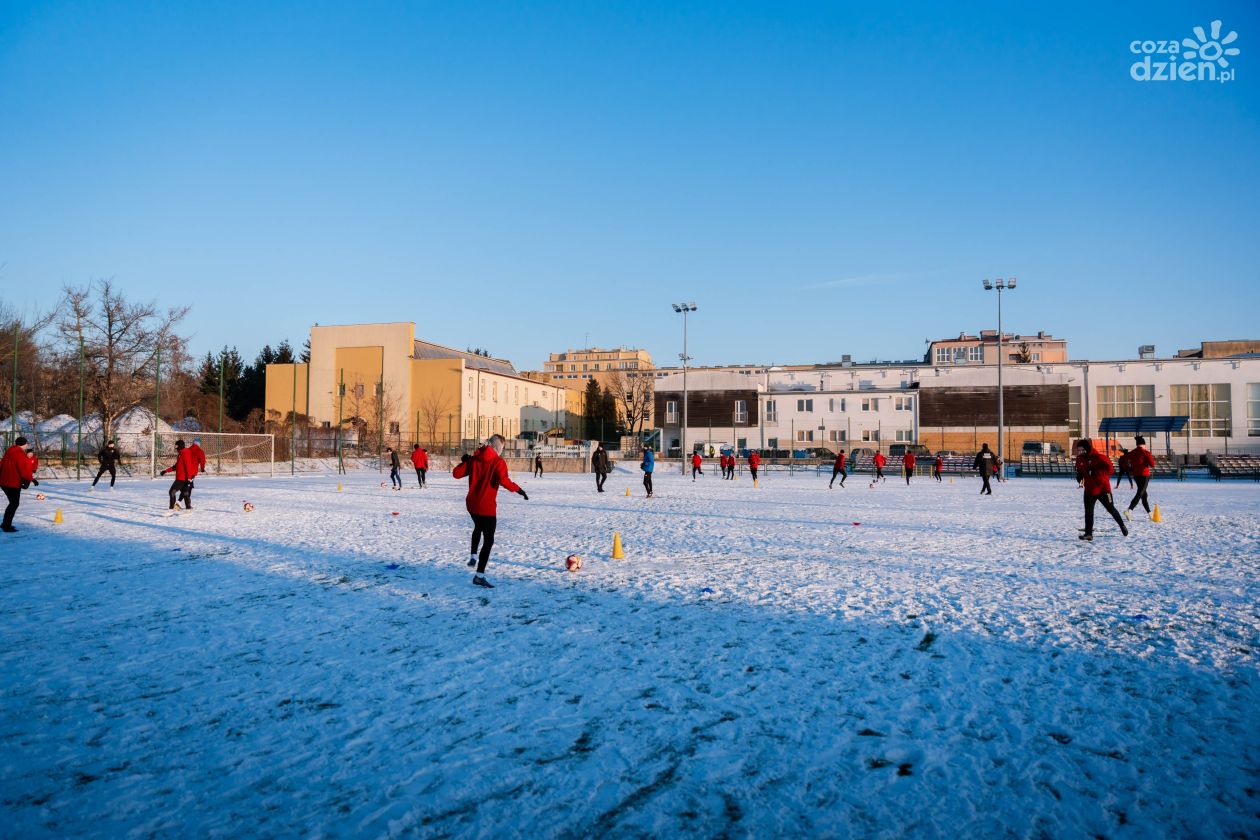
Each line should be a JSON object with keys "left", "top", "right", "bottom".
{"left": 673, "top": 302, "right": 697, "bottom": 473}
{"left": 154, "top": 344, "right": 162, "bottom": 433}
{"left": 997, "top": 285, "right": 1004, "bottom": 471}
{"left": 77, "top": 335, "right": 85, "bottom": 480}
{"left": 337, "top": 368, "right": 345, "bottom": 474}
{"left": 291, "top": 362, "right": 297, "bottom": 476}
{"left": 377, "top": 377, "right": 384, "bottom": 470}
{"left": 10, "top": 323, "right": 18, "bottom": 437}
{"left": 218, "top": 353, "right": 225, "bottom": 473}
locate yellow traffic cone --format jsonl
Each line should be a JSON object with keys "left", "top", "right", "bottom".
{"left": 753, "top": 478, "right": 759, "bottom": 488}
{"left": 337, "top": 483, "right": 343, "bottom": 493}
{"left": 624, "top": 486, "right": 631, "bottom": 497}
{"left": 611, "top": 531, "right": 624, "bottom": 559}
{"left": 1151, "top": 504, "right": 1162, "bottom": 523}
{"left": 53, "top": 508, "right": 64, "bottom": 524}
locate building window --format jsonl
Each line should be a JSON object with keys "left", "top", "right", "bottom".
{"left": 1171, "top": 384, "right": 1231, "bottom": 437}
{"left": 862, "top": 429, "right": 880, "bottom": 442}
{"left": 569, "top": 365, "right": 576, "bottom": 371}
{"left": 1249, "top": 384, "right": 1260, "bottom": 437}
{"left": 389, "top": 421, "right": 400, "bottom": 434}
{"left": 1096, "top": 385, "right": 1155, "bottom": 420}
{"left": 968, "top": 346, "right": 984, "bottom": 363}
{"left": 795, "top": 429, "right": 814, "bottom": 442}
{"left": 1031, "top": 352, "right": 1041, "bottom": 362}
{"left": 666, "top": 400, "right": 679, "bottom": 424}
{"left": 828, "top": 398, "right": 846, "bottom": 412}
{"left": 895, "top": 397, "right": 913, "bottom": 411}
{"left": 895, "top": 429, "right": 913, "bottom": 442}
{"left": 468, "top": 377, "right": 473, "bottom": 398}
{"left": 935, "top": 347, "right": 951, "bottom": 365}
{"left": 862, "top": 398, "right": 880, "bottom": 412}
{"left": 480, "top": 380, "right": 486, "bottom": 399}
{"left": 797, "top": 399, "right": 813, "bottom": 412}
{"left": 593, "top": 363, "right": 600, "bottom": 371}
{"left": 514, "top": 386, "right": 519, "bottom": 404}
{"left": 734, "top": 400, "right": 748, "bottom": 424}
{"left": 766, "top": 400, "right": 777, "bottom": 422}
{"left": 1068, "top": 386, "right": 1081, "bottom": 438}
{"left": 827, "top": 429, "right": 846, "bottom": 442}
{"left": 492, "top": 382, "right": 498, "bottom": 401}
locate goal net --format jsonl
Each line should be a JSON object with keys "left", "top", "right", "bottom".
{"left": 150, "top": 431, "right": 274, "bottom": 478}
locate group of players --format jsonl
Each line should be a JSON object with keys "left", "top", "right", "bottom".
{"left": 1, "top": 428, "right": 1162, "bottom": 586}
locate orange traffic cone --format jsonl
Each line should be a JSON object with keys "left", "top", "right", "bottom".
{"left": 1151, "top": 504, "right": 1162, "bottom": 523}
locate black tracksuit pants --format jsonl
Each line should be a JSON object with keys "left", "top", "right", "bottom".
{"left": 1085, "top": 491, "right": 1126, "bottom": 535}
{"left": 643, "top": 472, "right": 653, "bottom": 495}
{"left": 2, "top": 485, "right": 21, "bottom": 528}
{"left": 830, "top": 468, "right": 846, "bottom": 487}
{"left": 980, "top": 472, "right": 992, "bottom": 494}
{"left": 93, "top": 465, "right": 116, "bottom": 487}
{"left": 1128, "top": 475, "right": 1151, "bottom": 512}
{"left": 415, "top": 468, "right": 426, "bottom": 487}
{"left": 169, "top": 480, "right": 191, "bottom": 510}
{"left": 470, "top": 513, "right": 497, "bottom": 574}
{"left": 595, "top": 471, "right": 607, "bottom": 491}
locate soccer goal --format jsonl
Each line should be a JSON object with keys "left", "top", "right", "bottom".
{"left": 150, "top": 431, "right": 275, "bottom": 478}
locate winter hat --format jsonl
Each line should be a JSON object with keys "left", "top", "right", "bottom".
{"left": 175, "top": 439, "right": 186, "bottom": 449}
{"left": 1134, "top": 435, "right": 1146, "bottom": 446}
{"left": 14, "top": 436, "right": 28, "bottom": 446}
{"left": 193, "top": 438, "right": 202, "bottom": 445}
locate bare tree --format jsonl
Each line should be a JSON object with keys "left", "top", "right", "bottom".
{"left": 417, "top": 388, "right": 454, "bottom": 449}
{"left": 56, "top": 280, "right": 190, "bottom": 440}
{"left": 606, "top": 370, "right": 654, "bottom": 437}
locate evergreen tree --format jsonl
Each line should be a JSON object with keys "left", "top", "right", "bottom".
{"left": 275, "top": 340, "right": 295, "bottom": 364}
{"left": 300, "top": 338, "right": 311, "bottom": 363}
{"left": 583, "top": 379, "right": 602, "bottom": 438}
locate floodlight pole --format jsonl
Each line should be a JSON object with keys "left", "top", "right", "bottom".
{"left": 672, "top": 302, "right": 697, "bottom": 474}
{"left": 983, "top": 278, "right": 1016, "bottom": 471}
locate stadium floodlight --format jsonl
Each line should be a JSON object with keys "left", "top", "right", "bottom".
{"left": 983, "top": 277, "right": 1018, "bottom": 470}
{"left": 672, "top": 302, "right": 698, "bottom": 472}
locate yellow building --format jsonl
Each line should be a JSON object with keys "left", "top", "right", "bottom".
{"left": 265, "top": 323, "right": 569, "bottom": 448}
{"left": 928, "top": 330, "right": 1068, "bottom": 367}
{"left": 540, "top": 347, "right": 654, "bottom": 388}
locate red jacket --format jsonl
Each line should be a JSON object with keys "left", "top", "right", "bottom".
{"left": 834, "top": 452, "right": 845, "bottom": 469}
{"left": 720, "top": 454, "right": 729, "bottom": 469}
{"left": 410, "top": 448, "right": 428, "bottom": 469}
{"left": 903, "top": 453, "right": 916, "bottom": 470}
{"left": 749, "top": 452, "right": 760, "bottom": 468}
{"left": 1080, "top": 444, "right": 1113, "bottom": 495}
{"left": 0, "top": 445, "right": 35, "bottom": 488}
{"left": 691, "top": 453, "right": 702, "bottom": 467}
{"left": 163, "top": 447, "right": 200, "bottom": 481}
{"left": 1128, "top": 447, "right": 1155, "bottom": 478}
{"left": 190, "top": 443, "right": 207, "bottom": 473}
{"left": 873, "top": 453, "right": 887, "bottom": 468}
{"left": 452, "top": 446, "right": 521, "bottom": 516}
{"left": 934, "top": 456, "right": 943, "bottom": 470}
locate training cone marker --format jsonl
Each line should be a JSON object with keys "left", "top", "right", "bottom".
{"left": 1152, "top": 504, "right": 1162, "bottom": 523}
{"left": 625, "top": 486, "right": 631, "bottom": 497}
{"left": 337, "top": 483, "right": 343, "bottom": 493}
{"left": 753, "top": 479, "right": 759, "bottom": 488}
{"left": 611, "top": 531, "right": 624, "bottom": 559}
{"left": 53, "top": 508, "right": 64, "bottom": 524}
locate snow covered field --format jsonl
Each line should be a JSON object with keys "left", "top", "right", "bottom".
{"left": 2, "top": 466, "right": 1258, "bottom": 838}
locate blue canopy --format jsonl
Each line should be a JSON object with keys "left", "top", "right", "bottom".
{"left": 1097, "top": 416, "right": 1188, "bottom": 434}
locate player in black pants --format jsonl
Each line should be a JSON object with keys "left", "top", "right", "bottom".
{"left": 92, "top": 440, "right": 120, "bottom": 488}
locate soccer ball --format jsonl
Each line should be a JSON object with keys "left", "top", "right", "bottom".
{"left": 35, "top": 493, "right": 46, "bottom": 501}
{"left": 565, "top": 554, "right": 582, "bottom": 572}
{"left": 380, "top": 481, "right": 387, "bottom": 488}
{"left": 242, "top": 501, "right": 255, "bottom": 512}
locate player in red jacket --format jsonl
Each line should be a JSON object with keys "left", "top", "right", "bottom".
{"left": 873, "top": 451, "right": 887, "bottom": 482}
{"left": 691, "top": 452, "right": 703, "bottom": 481}
{"left": 902, "top": 451, "right": 916, "bottom": 485}
{"left": 159, "top": 439, "right": 200, "bottom": 511}
{"left": 410, "top": 444, "right": 429, "bottom": 488}
{"left": 452, "top": 434, "right": 528, "bottom": 588}
{"left": 1125, "top": 435, "right": 1157, "bottom": 519}
{"left": 1, "top": 436, "right": 38, "bottom": 532}
{"left": 190, "top": 438, "right": 208, "bottom": 474}
{"left": 748, "top": 450, "right": 761, "bottom": 482}
{"left": 933, "top": 454, "right": 944, "bottom": 482}
{"left": 1077, "top": 438, "right": 1127, "bottom": 541}
{"left": 829, "top": 450, "right": 847, "bottom": 488}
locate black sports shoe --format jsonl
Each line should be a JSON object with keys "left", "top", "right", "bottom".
{"left": 1120, "top": 525, "right": 1129, "bottom": 537}
{"left": 1078, "top": 533, "right": 1093, "bottom": 541}
{"left": 2, "top": 525, "right": 17, "bottom": 533}
{"left": 467, "top": 555, "right": 477, "bottom": 567}
{"left": 472, "top": 575, "right": 494, "bottom": 588}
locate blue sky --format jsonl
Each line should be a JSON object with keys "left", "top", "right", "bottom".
{"left": 2, "top": 1, "right": 1258, "bottom": 368}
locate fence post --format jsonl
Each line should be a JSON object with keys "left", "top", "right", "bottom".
{"left": 150, "top": 429, "right": 156, "bottom": 479}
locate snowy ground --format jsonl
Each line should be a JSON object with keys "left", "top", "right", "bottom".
{"left": 2, "top": 466, "right": 1258, "bottom": 838}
